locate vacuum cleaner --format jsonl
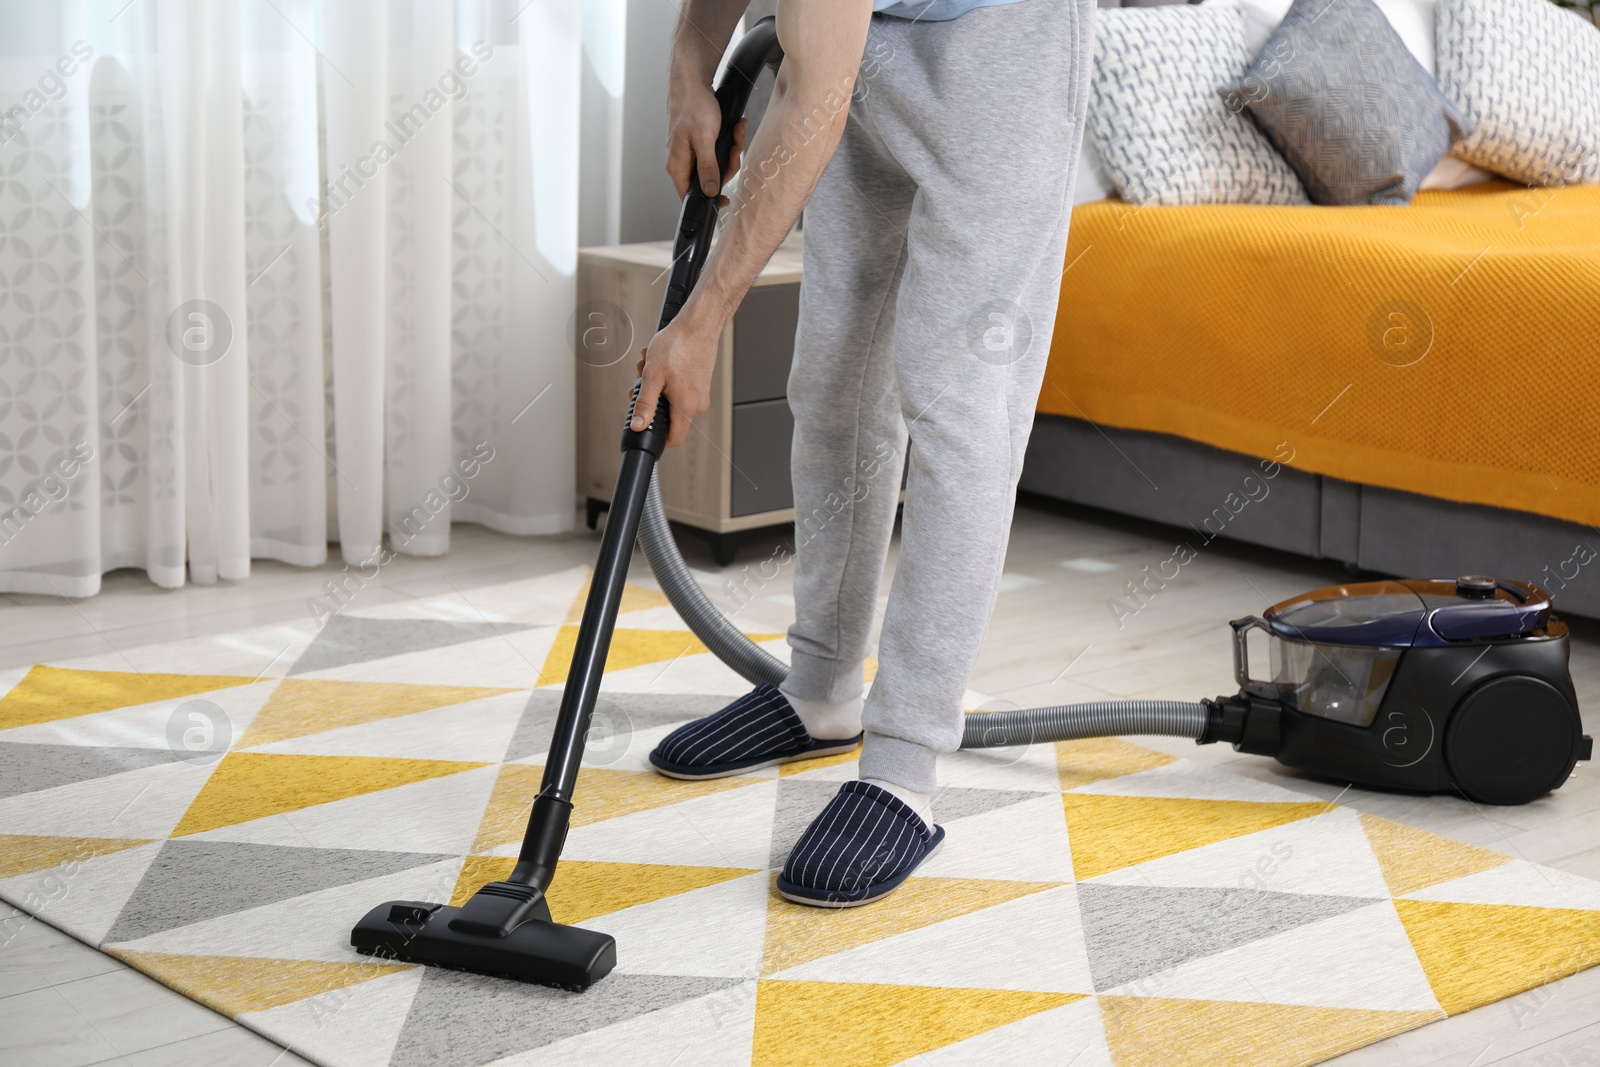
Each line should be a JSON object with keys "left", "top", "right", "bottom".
{"left": 350, "top": 17, "right": 1590, "bottom": 991}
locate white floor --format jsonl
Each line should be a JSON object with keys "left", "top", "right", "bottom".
{"left": 2, "top": 504, "right": 1596, "bottom": 1067}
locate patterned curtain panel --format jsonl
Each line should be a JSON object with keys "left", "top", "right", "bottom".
{"left": 0, "top": 0, "right": 579, "bottom": 597}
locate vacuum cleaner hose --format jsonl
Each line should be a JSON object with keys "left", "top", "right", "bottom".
{"left": 958, "top": 700, "right": 1208, "bottom": 747}
{"left": 636, "top": 484, "right": 1211, "bottom": 748}
{"left": 639, "top": 478, "right": 789, "bottom": 688}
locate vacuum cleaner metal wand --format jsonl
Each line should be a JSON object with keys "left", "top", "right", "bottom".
{"left": 496, "top": 13, "right": 784, "bottom": 905}
{"left": 515, "top": 443, "right": 661, "bottom": 883}
{"left": 345, "top": 383, "right": 668, "bottom": 991}
{"left": 349, "top": 17, "right": 785, "bottom": 992}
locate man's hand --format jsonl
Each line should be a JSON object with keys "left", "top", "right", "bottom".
{"left": 631, "top": 314, "right": 720, "bottom": 448}
{"left": 666, "top": 79, "right": 748, "bottom": 203}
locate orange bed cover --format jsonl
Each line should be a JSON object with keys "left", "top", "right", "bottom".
{"left": 1041, "top": 182, "right": 1600, "bottom": 528}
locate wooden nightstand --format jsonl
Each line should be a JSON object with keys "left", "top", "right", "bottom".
{"left": 575, "top": 234, "right": 803, "bottom": 564}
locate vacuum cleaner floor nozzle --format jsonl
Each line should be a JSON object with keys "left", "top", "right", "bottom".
{"left": 350, "top": 900, "right": 616, "bottom": 991}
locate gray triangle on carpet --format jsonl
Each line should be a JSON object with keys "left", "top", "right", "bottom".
{"left": 503, "top": 691, "right": 719, "bottom": 764}
{"left": 768, "top": 779, "right": 850, "bottom": 870}
{"left": 0, "top": 742, "right": 176, "bottom": 800}
{"left": 929, "top": 784, "right": 1048, "bottom": 823}
{"left": 289, "top": 616, "right": 533, "bottom": 675}
{"left": 1075, "top": 882, "right": 1381, "bottom": 991}
{"left": 388, "top": 969, "right": 743, "bottom": 1067}
{"left": 102, "top": 840, "right": 451, "bottom": 945}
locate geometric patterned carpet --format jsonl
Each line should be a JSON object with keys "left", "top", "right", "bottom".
{"left": 3, "top": 564, "right": 1599, "bottom": 1066}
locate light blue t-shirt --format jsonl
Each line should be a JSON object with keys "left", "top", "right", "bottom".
{"left": 873, "top": 0, "right": 1025, "bottom": 21}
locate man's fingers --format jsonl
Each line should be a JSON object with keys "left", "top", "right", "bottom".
{"left": 632, "top": 367, "right": 663, "bottom": 432}
{"left": 665, "top": 411, "right": 692, "bottom": 449}
{"left": 726, "top": 118, "right": 748, "bottom": 182}
{"left": 665, "top": 137, "right": 692, "bottom": 200}
{"left": 692, "top": 127, "right": 721, "bottom": 196}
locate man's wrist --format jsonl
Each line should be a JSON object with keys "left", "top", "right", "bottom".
{"left": 669, "top": 36, "right": 720, "bottom": 92}
{"left": 675, "top": 293, "right": 729, "bottom": 348}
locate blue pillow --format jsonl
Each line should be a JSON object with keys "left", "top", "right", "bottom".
{"left": 1220, "top": 0, "right": 1473, "bottom": 205}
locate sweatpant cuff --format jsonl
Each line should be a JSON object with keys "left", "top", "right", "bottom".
{"left": 857, "top": 732, "right": 939, "bottom": 794}
{"left": 784, "top": 649, "right": 866, "bottom": 705}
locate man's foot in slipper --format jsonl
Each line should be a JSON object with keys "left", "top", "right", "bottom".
{"left": 649, "top": 683, "right": 862, "bottom": 779}
{"left": 777, "top": 780, "right": 945, "bottom": 907}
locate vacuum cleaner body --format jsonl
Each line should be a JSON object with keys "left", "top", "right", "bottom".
{"left": 1213, "top": 577, "right": 1590, "bottom": 805}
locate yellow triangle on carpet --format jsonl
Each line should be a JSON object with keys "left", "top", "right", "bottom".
{"left": 452, "top": 855, "right": 518, "bottom": 906}
{"left": 450, "top": 856, "right": 756, "bottom": 925}
{"left": 471, "top": 764, "right": 764, "bottom": 852}
{"left": 1393, "top": 898, "right": 1600, "bottom": 1015}
{"left": 1062, "top": 794, "right": 1327, "bottom": 880}
{"left": 762, "top": 874, "right": 1061, "bottom": 975}
{"left": 536, "top": 625, "right": 786, "bottom": 687}
{"left": 778, "top": 747, "right": 860, "bottom": 777}
{"left": 564, "top": 575, "right": 670, "bottom": 622}
{"left": 1096, "top": 996, "right": 1440, "bottom": 1066}
{"left": 1055, "top": 737, "right": 1177, "bottom": 790}
{"left": 111, "top": 951, "right": 410, "bottom": 1017}
{"left": 239, "top": 679, "right": 517, "bottom": 747}
{"left": 470, "top": 765, "right": 544, "bottom": 852}
{"left": 172, "top": 752, "right": 487, "bottom": 837}
{"left": 0, "top": 665, "right": 256, "bottom": 731}
{"left": 537, "top": 626, "right": 709, "bottom": 687}
{"left": 752, "top": 980, "right": 1081, "bottom": 1067}
{"left": 1359, "top": 812, "right": 1510, "bottom": 897}
{"left": 0, "top": 834, "right": 155, "bottom": 879}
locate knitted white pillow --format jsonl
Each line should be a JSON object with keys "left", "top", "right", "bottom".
{"left": 1090, "top": 4, "right": 1309, "bottom": 205}
{"left": 1436, "top": 0, "right": 1600, "bottom": 186}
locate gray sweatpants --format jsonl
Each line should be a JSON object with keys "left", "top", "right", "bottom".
{"left": 783, "top": 0, "right": 1095, "bottom": 794}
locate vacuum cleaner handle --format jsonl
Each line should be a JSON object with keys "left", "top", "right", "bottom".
{"left": 511, "top": 19, "right": 783, "bottom": 893}
{"left": 658, "top": 16, "right": 784, "bottom": 334}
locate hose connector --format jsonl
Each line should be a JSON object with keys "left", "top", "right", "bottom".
{"left": 1199, "top": 693, "right": 1284, "bottom": 756}
{"left": 1198, "top": 696, "right": 1246, "bottom": 746}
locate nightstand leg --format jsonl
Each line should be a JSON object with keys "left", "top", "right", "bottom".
{"left": 707, "top": 532, "right": 738, "bottom": 567}
{"left": 586, "top": 498, "right": 608, "bottom": 530}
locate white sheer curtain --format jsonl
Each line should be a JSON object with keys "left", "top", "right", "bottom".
{"left": 0, "top": 0, "right": 578, "bottom": 597}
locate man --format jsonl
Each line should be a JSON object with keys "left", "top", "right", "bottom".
{"left": 635, "top": 0, "right": 1094, "bottom": 906}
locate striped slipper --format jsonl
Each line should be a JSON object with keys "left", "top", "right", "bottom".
{"left": 648, "top": 683, "right": 862, "bottom": 780}
{"left": 776, "top": 780, "right": 945, "bottom": 907}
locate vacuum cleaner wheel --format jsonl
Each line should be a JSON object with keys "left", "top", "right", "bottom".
{"left": 1444, "top": 675, "right": 1579, "bottom": 806}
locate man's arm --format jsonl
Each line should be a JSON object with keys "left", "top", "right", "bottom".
{"left": 633, "top": 0, "right": 875, "bottom": 447}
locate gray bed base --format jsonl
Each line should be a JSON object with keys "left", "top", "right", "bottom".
{"left": 1019, "top": 414, "right": 1600, "bottom": 620}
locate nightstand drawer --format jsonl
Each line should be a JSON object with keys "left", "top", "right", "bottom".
{"left": 732, "top": 283, "right": 799, "bottom": 404}
{"left": 731, "top": 398, "right": 794, "bottom": 517}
